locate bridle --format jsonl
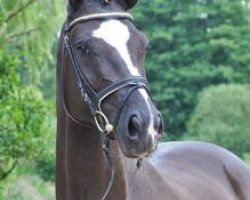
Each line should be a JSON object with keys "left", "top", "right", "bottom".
{"left": 63, "top": 12, "right": 151, "bottom": 135}
{"left": 62, "top": 12, "right": 151, "bottom": 200}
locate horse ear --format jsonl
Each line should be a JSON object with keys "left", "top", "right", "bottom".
{"left": 125, "top": 0, "right": 138, "bottom": 9}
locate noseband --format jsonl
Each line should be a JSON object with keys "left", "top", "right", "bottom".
{"left": 63, "top": 12, "right": 151, "bottom": 135}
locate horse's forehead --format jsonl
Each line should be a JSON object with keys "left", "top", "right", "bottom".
{"left": 92, "top": 19, "right": 140, "bottom": 76}
{"left": 92, "top": 20, "right": 130, "bottom": 49}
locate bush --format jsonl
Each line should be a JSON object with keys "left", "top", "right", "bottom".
{"left": 0, "top": 0, "right": 62, "bottom": 182}
{"left": 187, "top": 84, "right": 250, "bottom": 158}
{"left": 30, "top": 132, "right": 55, "bottom": 182}
{"left": 0, "top": 52, "right": 55, "bottom": 181}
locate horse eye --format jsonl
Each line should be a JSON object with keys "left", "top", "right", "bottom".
{"left": 78, "top": 44, "right": 90, "bottom": 55}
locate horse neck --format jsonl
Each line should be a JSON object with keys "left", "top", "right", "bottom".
{"left": 56, "top": 69, "right": 130, "bottom": 199}
{"left": 57, "top": 114, "right": 130, "bottom": 199}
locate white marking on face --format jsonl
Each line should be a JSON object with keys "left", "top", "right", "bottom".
{"left": 92, "top": 20, "right": 140, "bottom": 76}
{"left": 92, "top": 20, "right": 157, "bottom": 139}
{"left": 139, "top": 89, "right": 158, "bottom": 139}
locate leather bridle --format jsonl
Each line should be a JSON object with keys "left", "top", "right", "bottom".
{"left": 62, "top": 12, "right": 151, "bottom": 200}
{"left": 63, "top": 12, "right": 151, "bottom": 135}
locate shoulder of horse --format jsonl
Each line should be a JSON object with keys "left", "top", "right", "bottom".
{"left": 149, "top": 141, "right": 250, "bottom": 171}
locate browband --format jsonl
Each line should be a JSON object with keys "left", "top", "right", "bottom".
{"left": 67, "top": 12, "right": 133, "bottom": 31}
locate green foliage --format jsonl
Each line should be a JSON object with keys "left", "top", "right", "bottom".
{"left": 0, "top": 174, "right": 54, "bottom": 200}
{"left": 133, "top": 0, "right": 250, "bottom": 137}
{"left": 187, "top": 84, "right": 250, "bottom": 157}
{"left": 245, "top": 153, "right": 250, "bottom": 166}
{"left": 0, "top": 51, "right": 55, "bottom": 180}
{"left": 30, "top": 136, "right": 56, "bottom": 182}
{"left": 0, "top": 0, "right": 64, "bottom": 97}
{"left": 0, "top": 0, "right": 63, "bottom": 181}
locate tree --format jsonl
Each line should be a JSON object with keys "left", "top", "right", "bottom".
{"left": 132, "top": 0, "right": 250, "bottom": 137}
{"left": 0, "top": 0, "right": 64, "bottom": 97}
{"left": 0, "top": 52, "right": 55, "bottom": 181}
{"left": 187, "top": 84, "right": 250, "bottom": 158}
{"left": 0, "top": 0, "right": 64, "bottom": 181}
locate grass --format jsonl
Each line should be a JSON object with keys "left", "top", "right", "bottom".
{"left": 0, "top": 174, "right": 54, "bottom": 200}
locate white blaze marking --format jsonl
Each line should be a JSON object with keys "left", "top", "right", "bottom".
{"left": 139, "top": 89, "right": 158, "bottom": 138}
{"left": 92, "top": 20, "right": 157, "bottom": 138}
{"left": 92, "top": 20, "right": 139, "bottom": 76}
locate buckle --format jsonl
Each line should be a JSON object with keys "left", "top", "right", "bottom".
{"left": 94, "top": 111, "right": 114, "bottom": 134}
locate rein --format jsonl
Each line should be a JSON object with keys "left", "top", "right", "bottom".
{"left": 62, "top": 12, "right": 151, "bottom": 200}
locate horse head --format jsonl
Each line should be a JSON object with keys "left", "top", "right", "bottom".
{"left": 62, "top": 0, "right": 163, "bottom": 158}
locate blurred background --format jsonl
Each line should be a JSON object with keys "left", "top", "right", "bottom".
{"left": 0, "top": 0, "right": 250, "bottom": 199}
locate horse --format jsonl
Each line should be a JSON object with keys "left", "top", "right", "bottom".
{"left": 56, "top": 0, "right": 250, "bottom": 199}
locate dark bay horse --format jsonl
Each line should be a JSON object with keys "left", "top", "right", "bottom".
{"left": 56, "top": 0, "right": 250, "bottom": 199}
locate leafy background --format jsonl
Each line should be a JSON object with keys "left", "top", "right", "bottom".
{"left": 0, "top": 0, "right": 250, "bottom": 199}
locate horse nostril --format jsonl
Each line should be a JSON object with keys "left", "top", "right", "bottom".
{"left": 128, "top": 115, "right": 140, "bottom": 138}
